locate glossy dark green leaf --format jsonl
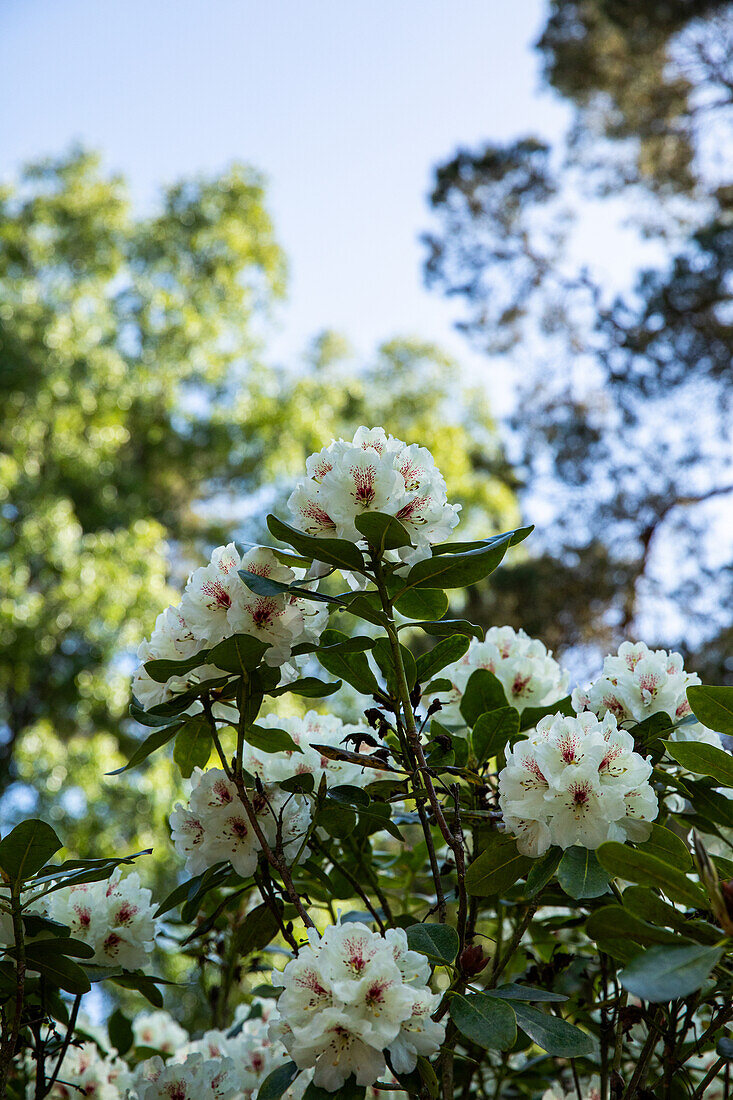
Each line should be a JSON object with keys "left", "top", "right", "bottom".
{"left": 238, "top": 568, "right": 342, "bottom": 604}
{"left": 512, "top": 1004, "right": 595, "bottom": 1057}
{"left": 318, "top": 634, "right": 381, "bottom": 696}
{"left": 485, "top": 984, "right": 567, "bottom": 1003}
{"left": 173, "top": 714, "right": 211, "bottom": 778}
{"left": 268, "top": 677, "right": 341, "bottom": 698}
{"left": 687, "top": 685, "right": 733, "bottom": 735}
{"left": 465, "top": 833, "right": 531, "bottom": 897}
{"left": 472, "top": 707, "right": 520, "bottom": 765}
{"left": 416, "top": 636, "right": 469, "bottom": 684}
{"left": 341, "top": 594, "right": 390, "bottom": 628}
{"left": 0, "top": 819, "right": 62, "bottom": 883}
{"left": 234, "top": 902, "right": 281, "bottom": 955}
{"left": 257, "top": 1063, "right": 300, "bottom": 1100}
{"left": 586, "top": 905, "right": 683, "bottom": 947}
{"left": 523, "top": 848, "right": 562, "bottom": 898}
{"left": 23, "top": 946, "right": 91, "bottom": 994}
{"left": 414, "top": 618, "right": 484, "bottom": 641}
{"left": 241, "top": 725, "right": 303, "bottom": 754}
{"left": 354, "top": 512, "right": 412, "bottom": 552}
{"left": 304, "top": 1079, "right": 365, "bottom": 1100}
{"left": 638, "top": 823, "right": 692, "bottom": 870}
{"left": 596, "top": 842, "right": 707, "bottom": 909}
{"left": 144, "top": 649, "right": 211, "bottom": 683}
{"left": 557, "top": 847, "right": 610, "bottom": 899}
{"left": 394, "top": 588, "right": 449, "bottom": 621}
{"left": 373, "top": 637, "right": 417, "bottom": 695}
{"left": 620, "top": 944, "right": 723, "bottom": 1002}
{"left": 110, "top": 972, "right": 167, "bottom": 1007}
{"left": 406, "top": 923, "right": 459, "bottom": 966}
{"left": 519, "top": 696, "right": 573, "bottom": 731}
{"left": 450, "top": 993, "right": 517, "bottom": 1050}
{"left": 108, "top": 1009, "right": 134, "bottom": 1057}
{"left": 207, "top": 634, "right": 270, "bottom": 674}
{"left": 108, "top": 722, "right": 183, "bottom": 775}
{"left": 663, "top": 740, "right": 733, "bottom": 787}
{"left": 460, "top": 669, "right": 509, "bottom": 726}
{"left": 400, "top": 527, "right": 532, "bottom": 591}
{"left": 268, "top": 515, "right": 367, "bottom": 574}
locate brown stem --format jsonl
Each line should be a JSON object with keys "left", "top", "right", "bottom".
{"left": 42, "top": 994, "right": 81, "bottom": 1096}
{"left": 0, "top": 888, "right": 27, "bottom": 1097}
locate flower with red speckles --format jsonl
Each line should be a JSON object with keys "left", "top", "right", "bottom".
{"left": 131, "top": 1052, "right": 236, "bottom": 1100}
{"left": 241, "top": 711, "right": 379, "bottom": 791}
{"left": 270, "top": 922, "right": 444, "bottom": 1091}
{"left": 46, "top": 870, "right": 157, "bottom": 971}
{"left": 499, "top": 711, "right": 658, "bottom": 857}
{"left": 288, "top": 427, "right": 460, "bottom": 567}
{"left": 426, "top": 626, "right": 569, "bottom": 730}
{"left": 169, "top": 767, "right": 311, "bottom": 878}
{"left": 39, "top": 1041, "right": 132, "bottom": 1099}
{"left": 572, "top": 641, "right": 721, "bottom": 748}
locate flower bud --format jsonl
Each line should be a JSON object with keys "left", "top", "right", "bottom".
{"left": 459, "top": 943, "right": 489, "bottom": 976}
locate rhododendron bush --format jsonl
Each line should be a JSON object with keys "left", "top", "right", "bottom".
{"left": 2, "top": 427, "right": 733, "bottom": 1100}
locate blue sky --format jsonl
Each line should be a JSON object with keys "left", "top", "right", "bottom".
{"left": 0, "top": 0, "right": 571, "bottom": 392}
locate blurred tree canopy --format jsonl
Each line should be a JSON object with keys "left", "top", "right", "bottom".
{"left": 423, "top": 0, "right": 733, "bottom": 678}
{"left": 0, "top": 150, "right": 517, "bottom": 866}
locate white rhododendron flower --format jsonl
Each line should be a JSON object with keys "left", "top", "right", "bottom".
{"left": 132, "top": 1010, "right": 189, "bottom": 1054}
{"left": 242, "top": 711, "right": 379, "bottom": 789}
{"left": 270, "top": 921, "right": 444, "bottom": 1091}
{"left": 499, "top": 711, "right": 658, "bottom": 856}
{"left": 38, "top": 1041, "right": 131, "bottom": 1100}
{"left": 572, "top": 640, "right": 722, "bottom": 748}
{"left": 170, "top": 767, "right": 311, "bottom": 877}
{"left": 179, "top": 1001, "right": 308, "bottom": 1100}
{"left": 132, "top": 545, "right": 327, "bottom": 711}
{"left": 130, "top": 1053, "right": 236, "bottom": 1100}
{"left": 288, "top": 426, "right": 460, "bottom": 566}
{"left": 46, "top": 870, "right": 157, "bottom": 970}
{"left": 427, "top": 627, "right": 569, "bottom": 728}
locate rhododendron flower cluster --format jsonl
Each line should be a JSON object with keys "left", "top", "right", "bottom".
{"left": 132, "top": 545, "right": 327, "bottom": 710}
{"left": 40, "top": 1042, "right": 131, "bottom": 1100}
{"left": 572, "top": 640, "right": 722, "bottom": 747}
{"left": 288, "top": 426, "right": 460, "bottom": 566}
{"left": 46, "top": 870, "right": 157, "bottom": 970}
{"left": 130, "top": 1052, "right": 236, "bottom": 1100}
{"left": 499, "top": 711, "right": 658, "bottom": 856}
{"left": 179, "top": 1001, "right": 308, "bottom": 1100}
{"left": 242, "top": 710, "right": 379, "bottom": 789}
{"left": 170, "top": 767, "right": 311, "bottom": 877}
{"left": 428, "top": 627, "right": 569, "bottom": 727}
{"left": 269, "top": 922, "right": 445, "bottom": 1090}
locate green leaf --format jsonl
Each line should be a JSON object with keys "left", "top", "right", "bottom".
{"left": 394, "top": 588, "right": 449, "bottom": 621}
{"left": 302, "top": 630, "right": 375, "bottom": 656}
{"left": 241, "top": 725, "right": 303, "bottom": 755}
{"left": 414, "top": 618, "right": 484, "bottom": 641}
{"left": 663, "top": 741, "right": 733, "bottom": 787}
{"left": 485, "top": 984, "right": 567, "bottom": 1003}
{"left": 405, "top": 923, "right": 459, "bottom": 966}
{"left": 257, "top": 1062, "right": 300, "bottom": 1100}
{"left": 110, "top": 972, "right": 169, "bottom": 1007}
{"left": 23, "top": 946, "right": 91, "bottom": 994}
{"left": 207, "top": 634, "right": 269, "bottom": 674}
{"left": 108, "top": 1009, "right": 134, "bottom": 1057}
{"left": 512, "top": 1004, "right": 594, "bottom": 1056}
{"left": 173, "top": 715, "right": 212, "bottom": 778}
{"left": 620, "top": 944, "right": 723, "bottom": 1002}
{"left": 268, "top": 677, "right": 341, "bottom": 698}
{"left": 234, "top": 902, "right": 281, "bottom": 955}
{"left": 267, "top": 515, "right": 367, "bottom": 574}
{"left": 400, "top": 527, "right": 532, "bottom": 591}
{"left": 303, "top": 1079, "right": 365, "bottom": 1100}
{"left": 354, "top": 512, "right": 411, "bottom": 552}
{"left": 557, "top": 847, "right": 610, "bottom": 899}
{"left": 465, "top": 833, "right": 531, "bottom": 897}
{"left": 519, "top": 696, "right": 574, "bottom": 731}
{"left": 460, "top": 670, "right": 509, "bottom": 727}
{"left": 238, "top": 569, "right": 342, "bottom": 604}
{"left": 107, "top": 722, "right": 183, "bottom": 775}
{"left": 472, "top": 708, "right": 520, "bottom": 765}
{"left": 416, "top": 636, "right": 469, "bottom": 684}
{"left": 318, "top": 632, "right": 381, "bottom": 696}
{"left": 341, "top": 594, "right": 390, "bottom": 628}
{"left": 144, "top": 649, "right": 211, "bottom": 683}
{"left": 0, "top": 820, "right": 62, "bottom": 884}
{"left": 687, "top": 685, "right": 733, "bottom": 735}
{"left": 596, "top": 842, "right": 707, "bottom": 909}
{"left": 523, "top": 848, "right": 562, "bottom": 898}
{"left": 373, "top": 637, "right": 417, "bottom": 695}
{"left": 638, "top": 823, "right": 692, "bottom": 870}
{"left": 586, "top": 905, "right": 683, "bottom": 948}
{"left": 450, "top": 993, "right": 517, "bottom": 1050}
